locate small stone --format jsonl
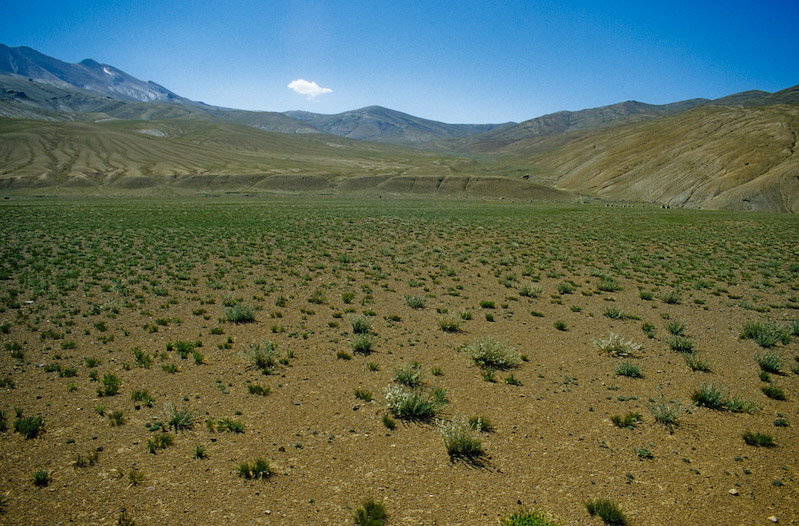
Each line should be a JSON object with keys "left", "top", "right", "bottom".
{"left": 768, "top": 516, "right": 778, "bottom": 523}
{"left": 728, "top": 488, "right": 739, "bottom": 495}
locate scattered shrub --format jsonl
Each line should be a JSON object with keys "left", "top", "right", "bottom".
{"left": 354, "top": 389, "right": 373, "bottom": 402}
{"left": 147, "top": 433, "right": 174, "bottom": 453}
{"left": 351, "top": 334, "right": 374, "bottom": 354}
{"left": 755, "top": 351, "right": 782, "bottom": 374}
{"left": 438, "top": 415, "right": 483, "bottom": 459}
{"left": 247, "top": 384, "right": 271, "bottom": 396}
{"left": 684, "top": 354, "right": 711, "bottom": 372}
{"left": 353, "top": 499, "right": 387, "bottom": 526}
{"left": 611, "top": 412, "right": 641, "bottom": 429}
{"left": 14, "top": 415, "right": 44, "bottom": 439}
{"left": 350, "top": 315, "right": 372, "bottom": 334}
{"left": 594, "top": 333, "right": 641, "bottom": 357}
{"left": 691, "top": 383, "right": 727, "bottom": 410}
{"left": 165, "top": 403, "right": 195, "bottom": 432}
{"left": 437, "top": 313, "right": 462, "bottom": 332}
{"left": 237, "top": 458, "right": 271, "bottom": 480}
{"left": 32, "top": 469, "right": 50, "bottom": 487}
{"left": 741, "top": 321, "right": 790, "bottom": 348}
{"left": 216, "top": 417, "right": 244, "bottom": 433}
{"left": 666, "top": 320, "right": 686, "bottom": 336}
{"left": 585, "top": 498, "right": 626, "bottom": 525}
{"left": 762, "top": 385, "right": 786, "bottom": 401}
{"left": 97, "top": 373, "right": 121, "bottom": 397}
{"left": 241, "top": 340, "right": 279, "bottom": 373}
{"left": 553, "top": 320, "right": 567, "bottom": 331}
{"left": 384, "top": 385, "right": 447, "bottom": 421}
{"left": 226, "top": 304, "right": 255, "bottom": 323}
{"left": 742, "top": 431, "right": 775, "bottom": 447}
{"left": 667, "top": 335, "right": 694, "bottom": 353}
{"left": 405, "top": 296, "right": 426, "bottom": 309}
{"left": 614, "top": 361, "right": 642, "bottom": 378}
{"left": 502, "top": 507, "right": 561, "bottom": 526}
{"left": 393, "top": 362, "right": 425, "bottom": 388}
{"left": 649, "top": 393, "right": 682, "bottom": 430}
{"left": 464, "top": 337, "right": 520, "bottom": 369}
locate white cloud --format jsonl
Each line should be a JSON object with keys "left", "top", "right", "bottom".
{"left": 287, "top": 79, "right": 332, "bottom": 99}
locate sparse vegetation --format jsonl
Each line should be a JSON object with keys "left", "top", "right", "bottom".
{"left": 464, "top": 337, "right": 520, "bottom": 369}
{"left": 585, "top": 498, "right": 626, "bottom": 525}
{"left": 594, "top": 333, "right": 641, "bottom": 357}
{"left": 353, "top": 499, "right": 387, "bottom": 526}
{"left": 237, "top": 458, "right": 272, "bottom": 480}
{"left": 439, "top": 415, "right": 483, "bottom": 458}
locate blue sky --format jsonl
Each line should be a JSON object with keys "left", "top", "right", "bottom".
{"left": 2, "top": 0, "right": 797, "bottom": 123}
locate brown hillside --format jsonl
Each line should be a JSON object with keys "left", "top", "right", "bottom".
{"left": 514, "top": 105, "right": 799, "bottom": 213}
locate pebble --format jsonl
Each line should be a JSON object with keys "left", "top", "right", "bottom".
{"left": 728, "top": 489, "right": 738, "bottom": 495}
{"left": 768, "top": 517, "right": 778, "bottom": 523}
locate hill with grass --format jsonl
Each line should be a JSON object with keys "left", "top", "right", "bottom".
{"left": 0, "top": 44, "right": 798, "bottom": 212}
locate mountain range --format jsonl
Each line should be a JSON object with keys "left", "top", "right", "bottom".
{"left": 1, "top": 44, "right": 797, "bottom": 212}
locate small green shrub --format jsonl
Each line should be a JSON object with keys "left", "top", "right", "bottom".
{"left": 593, "top": 333, "right": 641, "bottom": 357}
{"left": 108, "top": 411, "right": 125, "bottom": 427}
{"left": 241, "top": 340, "right": 279, "bottom": 373}
{"left": 691, "top": 383, "right": 727, "bottom": 410}
{"left": 641, "top": 322, "right": 656, "bottom": 338}
{"left": 216, "top": 417, "right": 244, "bottom": 433}
{"left": 351, "top": 334, "right": 374, "bottom": 354}
{"left": 611, "top": 412, "right": 641, "bottom": 429}
{"left": 393, "top": 362, "right": 425, "bottom": 388}
{"left": 147, "top": 433, "right": 174, "bottom": 453}
{"left": 237, "top": 458, "right": 271, "bottom": 480}
{"left": 649, "top": 393, "right": 682, "bottom": 430}
{"left": 247, "top": 384, "right": 271, "bottom": 396}
{"left": 354, "top": 389, "right": 373, "bottom": 402}
{"left": 614, "top": 361, "right": 642, "bottom": 378}
{"left": 381, "top": 414, "right": 396, "bottom": 430}
{"left": 553, "top": 320, "right": 567, "bottom": 331}
{"left": 165, "top": 403, "right": 194, "bottom": 432}
{"left": 667, "top": 335, "right": 694, "bottom": 353}
{"left": 439, "top": 415, "right": 483, "bottom": 459}
{"left": 226, "top": 304, "right": 255, "bottom": 323}
{"left": 518, "top": 284, "right": 542, "bottom": 298}
{"left": 684, "top": 354, "right": 710, "bottom": 372}
{"left": 762, "top": 385, "right": 786, "bottom": 400}
{"left": 353, "top": 499, "right": 387, "bottom": 526}
{"left": 585, "top": 498, "right": 626, "bottom": 525}
{"left": 502, "top": 507, "right": 560, "bottom": 526}
{"left": 598, "top": 276, "right": 623, "bottom": 292}
{"left": 72, "top": 450, "right": 99, "bottom": 468}
{"left": 97, "top": 373, "right": 121, "bottom": 397}
{"left": 666, "top": 320, "right": 686, "bottom": 336}
{"left": 32, "top": 469, "right": 50, "bottom": 487}
{"left": 384, "top": 385, "right": 447, "bottom": 421}
{"left": 742, "top": 431, "right": 775, "bottom": 447}
{"left": 741, "top": 320, "right": 790, "bottom": 348}
{"left": 660, "top": 289, "right": 682, "bottom": 305}
{"left": 437, "top": 313, "right": 462, "bottom": 332}
{"left": 131, "top": 389, "right": 155, "bottom": 407}
{"left": 635, "top": 447, "right": 654, "bottom": 460}
{"left": 194, "top": 444, "right": 208, "bottom": 459}
{"left": 405, "top": 296, "right": 426, "bottom": 309}
{"left": 755, "top": 351, "right": 782, "bottom": 374}
{"left": 350, "top": 315, "right": 371, "bottom": 334}
{"left": 464, "top": 337, "right": 520, "bottom": 369}
{"left": 14, "top": 415, "right": 44, "bottom": 439}
{"left": 505, "top": 374, "right": 522, "bottom": 386}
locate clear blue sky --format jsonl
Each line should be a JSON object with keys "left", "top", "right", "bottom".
{"left": 2, "top": 0, "right": 797, "bottom": 123}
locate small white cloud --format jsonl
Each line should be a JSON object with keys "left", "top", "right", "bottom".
{"left": 288, "top": 78, "right": 332, "bottom": 99}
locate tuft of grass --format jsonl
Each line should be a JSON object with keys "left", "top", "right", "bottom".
{"left": 405, "top": 296, "right": 426, "bottom": 309}
{"left": 742, "top": 431, "right": 775, "bottom": 447}
{"left": 635, "top": 447, "right": 654, "bottom": 460}
{"left": 762, "top": 385, "right": 786, "bottom": 400}
{"left": 14, "top": 415, "right": 44, "bottom": 439}
{"left": 614, "top": 361, "right": 642, "bottom": 378}
{"left": 611, "top": 412, "right": 641, "bottom": 429}
{"left": 350, "top": 315, "right": 372, "bottom": 334}
{"left": 351, "top": 334, "right": 374, "bottom": 354}
{"left": 353, "top": 499, "right": 387, "bottom": 526}
{"left": 194, "top": 445, "right": 208, "bottom": 459}
{"left": 381, "top": 414, "right": 396, "bottom": 430}
{"left": 468, "top": 415, "right": 494, "bottom": 433}
{"left": 438, "top": 415, "right": 483, "bottom": 459}
{"left": 684, "top": 353, "right": 711, "bottom": 372}
{"left": 108, "top": 411, "right": 125, "bottom": 427}
{"left": 598, "top": 276, "right": 623, "bottom": 292}
{"left": 518, "top": 284, "right": 542, "bottom": 298}
{"left": 505, "top": 373, "right": 522, "bottom": 386}
{"left": 502, "top": 507, "right": 561, "bottom": 526}
{"left": 667, "top": 335, "right": 694, "bottom": 353}
{"left": 393, "top": 362, "right": 425, "bottom": 388}
{"left": 665, "top": 320, "right": 686, "bottom": 336}
{"left": 241, "top": 340, "right": 279, "bottom": 374}
{"left": 165, "top": 403, "right": 195, "bottom": 432}
{"left": 131, "top": 389, "right": 155, "bottom": 407}
{"left": 464, "top": 337, "right": 520, "bottom": 369}
{"left": 247, "top": 384, "right": 271, "bottom": 396}
{"left": 553, "top": 320, "right": 567, "bottom": 331}
{"left": 641, "top": 322, "right": 656, "bottom": 338}
{"left": 32, "top": 469, "right": 50, "bottom": 487}
{"left": 585, "top": 498, "right": 626, "bottom": 525}
{"left": 649, "top": 393, "right": 682, "bottom": 430}
{"left": 225, "top": 304, "right": 255, "bottom": 323}
{"left": 691, "top": 383, "right": 727, "bottom": 410}
{"left": 97, "top": 373, "right": 121, "bottom": 397}
{"left": 594, "top": 333, "right": 641, "bottom": 357}
{"left": 354, "top": 389, "right": 373, "bottom": 402}
{"left": 755, "top": 351, "right": 782, "bottom": 374}
{"left": 237, "top": 458, "right": 272, "bottom": 480}
{"left": 437, "top": 313, "right": 462, "bottom": 332}
{"left": 216, "top": 417, "right": 245, "bottom": 433}
{"left": 384, "top": 385, "right": 447, "bottom": 421}
{"left": 741, "top": 320, "right": 790, "bottom": 348}
{"left": 147, "top": 433, "right": 174, "bottom": 454}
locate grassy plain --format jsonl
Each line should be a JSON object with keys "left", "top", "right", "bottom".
{"left": 0, "top": 198, "right": 797, "bottom": 525}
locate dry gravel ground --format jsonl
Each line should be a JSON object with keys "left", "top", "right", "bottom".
{"left": 0, "top": 198, "right": 797, "bottom": 525}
